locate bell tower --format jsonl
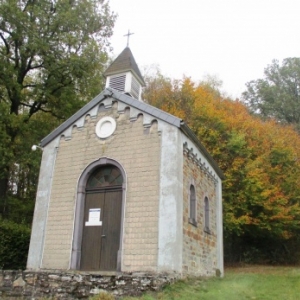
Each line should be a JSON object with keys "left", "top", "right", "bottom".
{"left": 104, "top": 47, "right": 145, "bottom": 101}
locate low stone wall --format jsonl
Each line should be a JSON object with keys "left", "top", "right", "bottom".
{"left": 0, "top": 270, "right": 179, "bottom": 299}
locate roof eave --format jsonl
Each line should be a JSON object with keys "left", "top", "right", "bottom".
{"left": 40, "top": 88, "right": 180, "bottom": 147}
{"left": 180, "top": 121, "right": 225, "bottom": 180}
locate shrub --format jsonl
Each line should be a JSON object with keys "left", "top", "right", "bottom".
{"left": 0, "top": 219, "right": 31, "bottom": 269}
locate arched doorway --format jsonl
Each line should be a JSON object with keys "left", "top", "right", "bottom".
{"left": 71, "top": 158, "right": 126, "bottom": 271}
{"left": 80, "top": 164, "right": 123, "bottom": 271}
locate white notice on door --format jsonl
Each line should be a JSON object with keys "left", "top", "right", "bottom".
{"left": 85, "top": 208, "right": 102, "bottom": 226}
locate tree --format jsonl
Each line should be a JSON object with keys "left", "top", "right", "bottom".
{"left": 145, "top": 73, "right": 300, "bottom": 264}
{"left": 243, "top": 58, "right": 300, "bottom": 131}
{"left": 0, "top": 0, "right": 116, "bottom": 219}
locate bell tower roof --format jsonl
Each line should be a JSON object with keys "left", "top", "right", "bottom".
{"left": 104, "top": 47, "right": 145, "bottom": 86}
{"left": 104, "top": 47, "right": 145, "bottom": 100}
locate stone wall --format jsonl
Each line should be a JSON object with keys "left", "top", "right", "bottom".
{"left": 0, "top": 270, "right": 178, "bottom": 299}
{"left": 182, "top": 149, "right": 218, "bottom": 276}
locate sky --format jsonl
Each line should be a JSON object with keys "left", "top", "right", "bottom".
{"left": 108, "top": 0, "right": 300, "bottom": 98}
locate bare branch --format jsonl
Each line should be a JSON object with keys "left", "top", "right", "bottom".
{"left": 19, "top": 101, "right": 34, "bottom": 108}
{"left": 30, "top": 62, "right": 44, "bottom": 69}
{"left": 0, "top": 32, "right": 10, "bottom": 54}
{"left": 22, "top": 84, "right": 37, "bottom": 88}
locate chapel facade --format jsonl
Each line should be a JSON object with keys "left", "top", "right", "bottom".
{"left": 27, "top": 47, "right": 224, "bottom": 277}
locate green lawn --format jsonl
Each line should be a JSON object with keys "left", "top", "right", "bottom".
{"left": 121, "top": 266, "right": 300, "bottom": 300}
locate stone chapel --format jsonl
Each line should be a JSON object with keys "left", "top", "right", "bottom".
{"left": 27, "top": 47, "right": 224, "bottom": 277}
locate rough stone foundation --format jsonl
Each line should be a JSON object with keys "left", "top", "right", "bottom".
{"left": 0, "top": 270, "right": 178, "bottom": 299}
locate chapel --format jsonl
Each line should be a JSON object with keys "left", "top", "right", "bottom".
{"left": 27, "top": 47, "right": 224, "bottom": 277}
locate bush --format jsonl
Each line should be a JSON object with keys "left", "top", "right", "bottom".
{"left": 0, "top": 219, "right": 31, "bottom": 269}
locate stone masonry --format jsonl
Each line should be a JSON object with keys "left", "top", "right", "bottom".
{"left": 41, "top": 101, "right": 161, "bottom": 272}
{"left": 182, "top": 150, "right": 218, "bottom": 276}
{"left": 0, "top": 270, "right": 178, "bottom": 299}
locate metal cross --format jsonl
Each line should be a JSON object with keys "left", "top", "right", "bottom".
{"left": 124, "top": 30, "right": 134, "bottom": 47}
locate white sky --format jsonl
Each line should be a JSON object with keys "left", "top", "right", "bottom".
{"left": 109, "top": 0, "right": 300, "bottom": 98}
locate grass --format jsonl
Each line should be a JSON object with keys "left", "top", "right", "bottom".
{"left": 120, "top": 266, "right": 300, "bottom": 300}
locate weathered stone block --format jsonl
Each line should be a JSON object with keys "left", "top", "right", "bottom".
{"left": 13, "top": 276, "right": 25, "bottom": 287}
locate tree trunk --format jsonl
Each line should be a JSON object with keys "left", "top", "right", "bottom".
{"left": 0, "top": 176, "right": 8, "bottom": 217}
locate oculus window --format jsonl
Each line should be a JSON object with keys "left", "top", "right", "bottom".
{"left": 95, "top": 117, "right": 116, "bottom": 139}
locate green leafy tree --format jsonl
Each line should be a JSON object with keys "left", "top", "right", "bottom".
{"left": 243, "top": 58, "right": 300, "bottom": 131}
{"left": 0, "top": 0, "right": 116, "bottom": 219}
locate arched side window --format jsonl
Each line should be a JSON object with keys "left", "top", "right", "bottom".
{"left": 189, "top": 185, "right": 197, "bottom": 226}
{"left": 204, "top": 196, "right": 210, "bottom": 233}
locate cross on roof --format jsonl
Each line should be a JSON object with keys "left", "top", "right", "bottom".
{"left": 124, "top": 30, "right": 134, "bottom": 47}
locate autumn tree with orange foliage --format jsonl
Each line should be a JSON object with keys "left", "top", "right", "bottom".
{"left": 144, "top": 74, "right": 300, "bottom": 264}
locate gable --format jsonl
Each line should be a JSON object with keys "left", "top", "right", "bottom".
{"left": 41, "top": 88, "right": 181, "bottom": 147}
{"left": 40, "top": 88, "right": 224, "bottom": 179}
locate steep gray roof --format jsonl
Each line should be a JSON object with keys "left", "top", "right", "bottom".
{"left": 104, "top": 47, "right": 145, "bottom": 86}
{"left": 40, "top": 88, "right": 224, "bottom": 179}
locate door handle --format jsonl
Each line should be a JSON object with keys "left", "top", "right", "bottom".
{"left": 101, "top": 235, "right": 106, "bottom": 237}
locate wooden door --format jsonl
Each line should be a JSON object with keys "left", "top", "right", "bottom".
{"left": 80, "top": 165, "right": 123, "bottom": 271}
{"left": 100, "top": 190, "right": 122, "bottom": 270}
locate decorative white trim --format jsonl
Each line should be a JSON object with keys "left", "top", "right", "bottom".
{"left": 27, "top": 137, "right": 60, "bottom": 269}
{"left": 157, "top": 123, "right": 183, "bottom": 273}
{"left": 59, "top": 100, "right": 165, "bottom": 142}
{"left": 95, "top": 116, "right": 116, "bottom": 139}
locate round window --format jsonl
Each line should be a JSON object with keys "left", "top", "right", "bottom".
{"left": 95, "top": 117, "right": 116, "bottom": 138}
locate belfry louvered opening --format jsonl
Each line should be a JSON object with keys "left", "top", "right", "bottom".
{"left": 131, "top": 76, "right": 140, "bottom": 99}
{"left": 109, "top": 75, "right": 126, "bottom": 92}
